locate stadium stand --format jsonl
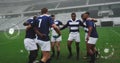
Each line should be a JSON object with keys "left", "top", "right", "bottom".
{"left": 110, "top": 8, "right": 120, "bottom": 17}
{"left": 24, "top": 2, "right": 59, "bottom": 11}
{"left": 0, "top": 0, "right": 120, "bottom": 30}
{"left": 0, "top": 5, "right": 29, "bottom": 13}
{"left": 0, "top": 17, "right": 28, "bottom": 30}
{"left": 89, "top": 0, "right": 120, "bottom": 4}
{"left": 58, "top": 0, "right": 86, "bottom": 8}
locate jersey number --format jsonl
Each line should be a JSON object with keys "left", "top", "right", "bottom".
{"left": 38, "top": 19, "right": 42, "bottom": 28}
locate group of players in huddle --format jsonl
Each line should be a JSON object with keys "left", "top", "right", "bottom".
{"left": 23, "top": 8, "right": 99, "bottom": 63}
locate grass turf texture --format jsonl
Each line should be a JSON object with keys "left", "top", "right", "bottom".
{"left": 0, "top": 27, "right": 120, "bottom": 63}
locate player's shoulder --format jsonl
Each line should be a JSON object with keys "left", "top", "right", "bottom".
{"left": 76, "top": 19, "right": 81, "bottom": 22}
{"left": 39, "top": 14, "right": 51, "bottom": 18}
{"left": 55, "top": 20, "right": 61, "bottom": 22}
{"left": 68, "top": 19, "right": 72, "bottom": 22}
{"left": 27, "top": 17, "right": 33, "bottom": 22}
{"left": 86, "top": 20, "right": 94, "bottom": 25}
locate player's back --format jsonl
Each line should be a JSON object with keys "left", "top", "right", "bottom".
{"left": 25, "top": 18, "right": 36, "bottom": 39}
{"left": 86, "top": 20, "right": 98, "bottom": 38}
{"left": 36, "top": 14, "right": 54, "bottom": 41}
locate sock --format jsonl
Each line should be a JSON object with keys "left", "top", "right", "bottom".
{"left": 57, "top": 51, "right": 60, "bottom": 59}
{"left": 76, "top": 46, "right": 79, "bottom": 59}
{"left": 95, "top": 51, "right": 98, "bottom": 57}
{"left": 52, "top": 49, "right": 55, "bottom": 57}
{"left": 90, "top": 53, "right": 95, "bottom": 63}
{"left": 46, "top": 58, "right": 51, "bottom": 63}
{"left": 39, "top": 60, "right": 44, "bottom": 63}
{"left": 87, "top": 52, "right": 90, "bottom": 56}
{"left": 68, "top": 46, "right": 72, "bottom": 55}
{"left": 28, "top": 50, "right": 38, "bottom": 63}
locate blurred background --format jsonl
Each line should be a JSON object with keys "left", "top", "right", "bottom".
{"left": 0, "top": 0, "right": 120, "bottom": 63}
{"left": 0, "top": 0, "right": 120, "bottom": 30}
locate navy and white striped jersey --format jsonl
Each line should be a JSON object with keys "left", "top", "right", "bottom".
{"left": 83, "top": 21, "right": 88, "bottom": 33}
{"left": 60, "top": 19, "right": 83, "bottom": 32}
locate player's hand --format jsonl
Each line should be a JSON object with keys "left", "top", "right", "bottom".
{"left": 87, "top": 18, "right": 93, "bottom": 21}
{"left": 40, "top": 34, "right": 46, "bottom": 39}
{"left": 53, "top": 34, "right": 60, "bottom": 38}
{"left": 86, "top": 36, "right": 89, "bottom": 42}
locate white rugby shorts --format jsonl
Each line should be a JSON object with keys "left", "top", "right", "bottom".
{"left": 68, "top": 32, "right": 80, "bottom": 42}
{"left": 36, "top": 39, "right": 51, "bottom": 51}
{"left": 51, "top": 36, "right": 62, "bottom": 42}
{"left": 24, "top": 38, "right": 38, "bottom": 51}
{"left": 88, "top": 37, "right": 98, "bottom": 44}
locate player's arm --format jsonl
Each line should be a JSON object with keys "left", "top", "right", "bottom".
{"left": 86, "top": 21, "right": 93, "bottom": 41}
{"left": 52, "top": 24, "right": 61, "bottom": 36}
{"left": 23, "top": 22, "right": 29, "bottom": 26}
{"left": 49, "top": 17, "right": 61, "bottom": 37}
{"left": 33, "top": 27, "right": 46, "bottom": 39}
{"left": 87, "top": 18, "right": 97, "bottom": 22}
{"left": 25, "top": 24, "right": 32, "bottom": 31}
{"left": 23, "top": 21, "right": 32, "bottom": 31}
{"left": 86, "top": 26, "right": 92, "bottom": 41}
{"left": 79, "top": 20, "right": 85, "bottom": 27}
{"left": 60, "top": 21, "right": 68, "bottom": 30}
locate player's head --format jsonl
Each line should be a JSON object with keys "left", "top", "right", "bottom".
{"left": 33, "top": 15, "right": 37, "bottom": 20}
{"left": 81, "top": 14, "right": 84, "bottom": 19}
{"left": 85, "top": 12, "right": 90, "bottom": 16}
{"left": 41, "top": 8, "right": 48, "bottom": 14}
{"left": 71, "top": 12, "right": 76, "bottom": 21}
{"left": 51, "top": 14, "right": 55, "bottom": 20}
{"left": 82, "top": 12, "right": 90, "bottom": 19}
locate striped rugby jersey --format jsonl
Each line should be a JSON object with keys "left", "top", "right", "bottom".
{"left": 60, "top": 19, "right": 84, "bottom": 32}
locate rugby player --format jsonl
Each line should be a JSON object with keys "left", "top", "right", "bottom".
{"left": 23, "top": 16, "right": 40, "bottom": 63}
{"left": 34, "top": 8, "right": 61, "bottom": 63}
{"left": 60, "top": 13, "right": 84, "bottom": 60}
{"left": 82, "top": 13, "right": 99, "bottom": 63}
{"left": 50, "top": 15, "right": 63, "bottom": 59}
{"left": 81, "top": 12, "right": 98, "bottom": 59}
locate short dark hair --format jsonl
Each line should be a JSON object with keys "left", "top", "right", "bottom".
{"left": 33, "top": 15, "right": 37, "bottom": 20}
{"left": 51, "top": 14, "right": 55, "bottom": 17}
{"left": 41, "top": 8, "right": 48, "bottom": 14}
{"left": 85, "top": 12, "right": 90, "bottom": 15}
{"left": 81, "top": 14, "right": 84, "bottom": 18}
{"left": 71, "top": 12, "right": 76, "bottom": 16}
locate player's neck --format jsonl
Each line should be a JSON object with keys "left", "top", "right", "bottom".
{"left": 72, "top": 19, "right": 76, "bottom": 21}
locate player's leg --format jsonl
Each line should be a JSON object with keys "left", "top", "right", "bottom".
{"left": 83, "top": 41, "right": 90, "bottom": 59}
{"left": 75, "top": 42, "right": 80, "bottom": 60}
{"left": 24, "top": 38, "right": 38, "bottom": 63}
{"left": 94, "top": 47, "right": 99, "bottom": 58}
{"left": 56, "top": 41, "right": 60, "bottom": 59}
{"left": 75, "top": 32, "right": 80, "bottom": 60}
{"left": 28, "top": 50, "right": 38, "bottom": 63}
{"left": 84, "top": 33, "right": 90, "bottom": 59}
{"left": 38, "top": 40, "right": 51, "bottom": 63}
{"left": 51, "top": 36, "right": 56, "bottom": 57}
{"left": 67, "top": 33, "right": 74, "bottom": 59}
{"left": 87, "top": 44, "right": 95, "bottom": 63}
{"left": 67, "top": 40, "right": 73, "bottom": 59}
{"left": 88, "top": 37, "right": 98, "bottom": 63}
{"left": 51, "top": 42, "right": 55, "bottom": 57}
{"left": 55, "top": 36, "right": 62, "bottom": 59}
{"left": 40, "top": 51, "right": 51, "bottom": 63}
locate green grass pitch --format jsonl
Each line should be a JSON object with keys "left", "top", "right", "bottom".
{"left": 0, "top": 27, "right": 120, "bottom": 63}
